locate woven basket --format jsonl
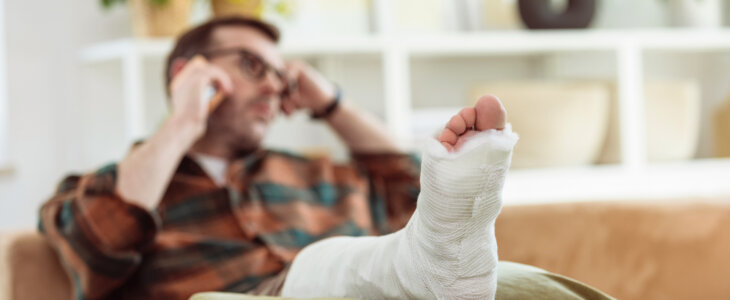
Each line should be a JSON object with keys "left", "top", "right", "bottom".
{"left": 715, "top": 97, "right": 730, "bottom": 157}
{"left": 211, "top": 0, "right": 263, "bottom": 18}
{"left": 598, "top": 80, "right": 701, "bottom": 163}
{"left": 472, "top": 81, "right": 610, "bottom": 169}
{"left": 129, "top": 0, "right": 192, "bottom": 37}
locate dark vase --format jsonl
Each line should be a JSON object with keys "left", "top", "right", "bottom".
{"left": 517, "top": 0, "right": 597, "bottom": 29}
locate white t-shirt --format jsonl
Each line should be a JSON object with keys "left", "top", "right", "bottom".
{"left": 191, "top": 153, "right": 228, "bottom": 187}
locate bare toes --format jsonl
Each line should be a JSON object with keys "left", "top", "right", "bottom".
{"left": 437, "top": 96, "right": 507, "bottom": 152}
{"left": 459, "top": 107, "right": 476, "bottom": 131}
{"left": 474, "top": 95, "right": 507, "bottom": 131}
{"left": 438, "top": 128, "right": 458, "bottom": 145}
{"left": 441, "top": 142, "right": 454, "bottom": 152}
{"left": 446, "top": 114, "right": 467, "bottom": 135}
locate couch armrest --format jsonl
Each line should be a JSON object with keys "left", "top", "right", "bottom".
{"left": 496, "top": 199, "right": 730, "bottom": 300}
{"left": 0, "top": 231, "right": 72, "bottom": 300}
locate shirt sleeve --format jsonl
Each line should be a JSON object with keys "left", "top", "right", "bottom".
{"left": 350, "top": 152, "right": 422, "bottom": 234}
{"left": 37, "top": 163, "right": 161, "bottom": 300}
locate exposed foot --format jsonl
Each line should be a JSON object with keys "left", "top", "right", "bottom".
{"left": 280, "top": 95, "right": 517, "bottom": 299}
{"left": 437, "top": 95, "right": 507, "bottom": 152}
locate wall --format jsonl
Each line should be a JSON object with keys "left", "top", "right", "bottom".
{"left": 0, "top": 0, "right": 728, "bottom": 229}
{"left": 0, "top": 0, "right": 130, "bottom": 230}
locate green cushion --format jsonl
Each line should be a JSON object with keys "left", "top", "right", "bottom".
{"left": 190, "top": 261, "right": 614, "bottom": 300}
{"left": 190, "top": 293, "right": 354, "bottom": 300}
{"left": 496, "top": 262, "right": 614, "bottom": 300}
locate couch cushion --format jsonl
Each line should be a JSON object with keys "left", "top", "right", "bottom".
{"left": 496, "top": 261, "right": 613, "bottom": 299}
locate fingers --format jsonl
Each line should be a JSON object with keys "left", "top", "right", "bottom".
{"left": 284, "top": 60, "right": 337, "bottom": 112}
{"left": 171, "top": 55, "right": 233, "bottom": 95}
{"left": 280, "top": 63, "right": 303, "bottom": 117}
{"left": 203, "top": 63, "right": 233, "bottom": 96}
{"left": 280, "top": 60, "right": 314, "bottom": 117}
{"left": 168, "top": 55, "right": 237, "bottom": 121}
{"left": 280, "top": 99, "right": 297, "bottom": 116}
{"left": 284, "top": 60, "right": 304, "bottom": 91}
{"left": 197, "top": 62, "right": 233, "bottom": 113}
{"left": 170, "top": 56, "right": 207, "bottom": 87}
{"left": 285, "top": 60, "right": 307, "bottom": 77}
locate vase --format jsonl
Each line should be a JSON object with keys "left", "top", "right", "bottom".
{"left": 211, "top": 0, "right": 263, "bottom": 19}
{"left": 715, "top": 96, "right": 730, "bottom": 157}
{"left": 667, "top": 0, "right": 723, "bottom": 28}
{"left": 129, "top": 0, "right": 192, "bottom": 37}
{"left": 517, "top": 0, "right": 596, "bottom": 29}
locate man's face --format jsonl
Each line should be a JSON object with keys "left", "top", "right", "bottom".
{"left": 203, "top": 25, "right": 285, "bottom": 149}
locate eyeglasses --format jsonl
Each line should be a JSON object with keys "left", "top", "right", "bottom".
{"left": 201, "top": 48, "right": 297, "bottom": 99}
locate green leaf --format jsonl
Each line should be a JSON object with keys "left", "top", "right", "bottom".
{"left": 100, "top": 0, "right": 171, "bottom": 9}
{"left": 150, "top": 0, "right": 170, "bottom": 6}
{"left": 100, "top": 0, "right": 126, "bottom": 10}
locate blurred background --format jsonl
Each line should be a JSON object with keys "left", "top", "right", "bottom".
{"left": 0, "top": 0, "right": 730, "bottom": 230}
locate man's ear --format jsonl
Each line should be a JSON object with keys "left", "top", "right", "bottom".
{"left": 169, "top": 57, "right": 189, "bottom": 82}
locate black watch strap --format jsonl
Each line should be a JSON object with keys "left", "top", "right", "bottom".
{"left": 311, "top": 86, "right": 342, "bottom": 120}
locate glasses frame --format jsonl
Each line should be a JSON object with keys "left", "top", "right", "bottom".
{"left": 200, "top": 47, "right": 297, "bottom": 99}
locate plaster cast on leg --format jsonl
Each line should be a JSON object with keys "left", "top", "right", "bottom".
{"left": 281, "top": 126, "right": 518, "bottom": 299}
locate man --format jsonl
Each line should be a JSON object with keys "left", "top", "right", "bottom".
{"left": 39, "top": 17, "right": 609, "bottom": 300}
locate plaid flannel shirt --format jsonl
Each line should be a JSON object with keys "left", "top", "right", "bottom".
{"left": 39, "top": 148, "right": 421, "bottom": 300}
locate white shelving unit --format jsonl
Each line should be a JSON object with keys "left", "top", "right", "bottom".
{"left": 504, "top": 158, "right": 730, "bottom": 204}
{"left": 78, "top": 17, "right": 730, "bottom": 204}
{"left": 0, "top": 0, "right": 10, "bottom": 171}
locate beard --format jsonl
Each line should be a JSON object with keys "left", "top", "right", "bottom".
{"left": 202, "top": 95, "right": 277, "bottom": 154}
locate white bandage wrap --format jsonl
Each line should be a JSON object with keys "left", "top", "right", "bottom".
{"left": 281, "top": 126, "right": 519, "bottom": 299}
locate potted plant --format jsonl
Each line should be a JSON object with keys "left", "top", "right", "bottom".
{"left": 210, "top": 0, "right": 263, "bottom": 18}
{"left": 101, "top": 0, "right": 193, "bottom": 37}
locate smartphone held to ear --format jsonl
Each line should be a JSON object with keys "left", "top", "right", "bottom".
{"left": 205, "top": 85, "right": 226, "bottom": 112}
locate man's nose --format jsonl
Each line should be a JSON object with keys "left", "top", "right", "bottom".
{"left": 258, "top": 71, "right": 284, "bottom": 97}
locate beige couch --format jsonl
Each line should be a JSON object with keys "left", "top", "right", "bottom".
{"left": 3, "top": 198, "right": 729, "bottom": 300}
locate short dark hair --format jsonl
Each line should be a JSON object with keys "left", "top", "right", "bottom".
{"left": 164, "top": 16, "right": 280, "bottom": 92}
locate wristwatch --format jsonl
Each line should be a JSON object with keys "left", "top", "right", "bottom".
{"left": 311, "top": 85, "right": 342, "bottom": 120}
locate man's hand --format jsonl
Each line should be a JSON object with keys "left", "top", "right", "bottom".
{"left": 280, "top": 61, "right": 337, "bottom": 116}
{"left": 168, "top": 55, "right": 233, "bottom": 142}
{"left": 280, "top": 61, "right": 403, "bottom": 154}
{"left": 116, "top": 56, "right": 232, "bottom": 210}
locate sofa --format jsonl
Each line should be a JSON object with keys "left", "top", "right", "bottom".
{"left": 2, "top": 197, "right": 729, "bottom": 300}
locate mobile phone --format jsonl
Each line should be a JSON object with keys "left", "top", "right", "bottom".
{"left": 205, "top": 85, "right": 226, "bottom": 112}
